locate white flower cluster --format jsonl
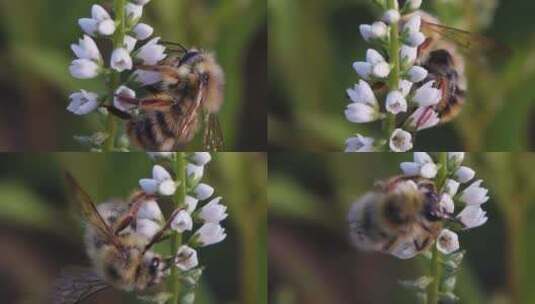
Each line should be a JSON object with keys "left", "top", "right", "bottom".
{"left": 137, "top": 152, "right": 227, "bottom": 272}
{"left": 400, "top": 152, "right": 489, "bottom": 255}
{"left": 345, "top": 1, "right": 444, "bottom": 152}
{"left": 68, "top": 1, "right": 167, "bottom": 116}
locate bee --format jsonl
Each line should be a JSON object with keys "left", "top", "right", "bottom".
{"left": 404, "top": 11, "right": 506, "bottom": 126}
{"left": 112, "top": 43, "right": 225, "bottom": 152}
{"left": 53, "top": 173, "right": 179, "bottom": 304}
{"left": 347, "top": 176, "right": 446, "bottom": 259}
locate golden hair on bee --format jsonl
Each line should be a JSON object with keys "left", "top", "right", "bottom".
{"left": 112, "top": 45, "right": 225, "bottom": 152}
{"left": 348, "top": 176, "right": 445, "bottom": 259}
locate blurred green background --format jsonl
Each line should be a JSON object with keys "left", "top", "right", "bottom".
{"left": 0, "top": 0, "right": 266, "bottom": 151}
{"left": 268, "top": 0, "right": 535, "bottom": 151}
{"left": 0, "top": 152, "right": 267, "bottom": 304}
{"left": 269, "top": 153, "right": 535, "bottom": 304}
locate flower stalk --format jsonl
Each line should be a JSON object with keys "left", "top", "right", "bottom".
{"left": 384, "top": 0, "right": 400, "bottom": 145}
{"left": 426, "top": 152, "right": 448, "bottom": 304}
{"left": 103, "top": 0, "right": 127, "bottom": 151}
{"left": 169, "top": 152, "right": 186, "bottom": 303}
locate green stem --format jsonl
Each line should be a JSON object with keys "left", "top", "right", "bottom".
{"left": 427, "top": 152, "right": 448, "bottom": 304}
{"left": 169, "top": 152, "right": 186, "bottom": 303}
{"left": 384, "top": 0, "right": 401, "bottom": 149}
{"left": 104, "top": 0, "right": 127, "bottom": 151}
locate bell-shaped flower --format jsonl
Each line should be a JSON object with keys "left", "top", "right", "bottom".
{"left": 346, "top": 80, "right": 377, "bottom": 107}
{"left": 345, "top": 134, "right": 375, "bottom": 152}
{"left": 136, "top": 37, "right": 167, "bottom": 65}
{"left": 133, "top": 23, "right": 154, "bottom": 40}
{"left": 437, "top": 229, "right": 459, "bottom": 254}
{"left": 385, "top": 90, "right": 407, "bottom": 114}
{"left": 389, "top": 128, "right": 413, "bottom": 152}
{"left": 198, "top": 197, "right": 228, "bottom": 223}
{"left": 110, "top": 47, "right": 133, "bottom": 72}
{"left": 406, "top": 106, "right": 440, "bottom": 131}
{"left": 190, "top": 152, "right": 212, "bottom": 166}
{"left": 400, "top": 152, "right": 437, "bottom": 178}
{"left": 171, "top": 210, "right": 193, "bottom": 233}
{"left": 345, "top": 102, "right": 382, "bottom": 123}
{"left": 193, "top": 183, "right": 214, "bottom": 200}
{"left": 69, "top": 59, "right": 100, "bottom": 79}
{"left": 137, "top": 199, "right": 164, "bottom": 223}
{"left": 71, "top": 35, "right": 102, "bottom": 63}
{"left": 413, "top": 81, "right": 441, "bottom": 107}
{"left": 455, "top": 166, "right": 475, "bottom": 183}
{"left": 400, "top": 45, "right": 417, "bottom": 66}
{"left": 67, "top": 90, "right": 99, "bottom": 115}
{"left": 78, "top": 5, "right": 116, "bottom": 36}
{"left": 185, "top": 195, "right": 199, "bottom": 214}
{"left": 139, "top": 165, "right": 177, "bottom": 196}
{"left": 136, "top": 218, "right": 161, "bottom": 239}
{"left": 193, "top": 223, "right": 227, "bottom": 247}
{"left": 125, "top": 3, "right": 143, "bottom": 23}
{"left": 186, "top": 163, "right": 204, "bottom": 182}
{"left": 175, "top": 245, "right": 198, "bottom": 271}
{"left": 460, "top": 180, "right": 489, "bottom": 205}
{"left": 457, "top": 205, "right": 488, "bottom": 229}
{"left": 407, "top": 66, "right": 428, "bottom": 83}
{"left": 383, "top": 9, "right": 400, "bottom": 25}
{"left": 444, "top": 179, "right": 460, "bottom": 197}
{"left": 113, "top": 86, "right": 136, "bottom": 112}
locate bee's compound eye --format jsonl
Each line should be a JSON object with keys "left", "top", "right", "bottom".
{"left": 149, "top": 257, "right": 160, "bottom": 273}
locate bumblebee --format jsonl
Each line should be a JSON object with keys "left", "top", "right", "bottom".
{"left": 53, "top": 173, "right": 180, "bottom": 304}
{"left": 113, "top": 44, "right": 225, "bottom": 151}
{"left": 347, "top": 176, "right": 445, "bottom": 259}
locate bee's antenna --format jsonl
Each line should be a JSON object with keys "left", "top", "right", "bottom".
{"left": 161, "top": 41, "right": 188, "bottom": 53}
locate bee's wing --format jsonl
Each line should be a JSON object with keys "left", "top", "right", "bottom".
{"left": 203, "top": 113, "right": 224, "bottom": 152}
{"left": 178, "top": 81, "right": 206, "bottom": 140}
{"left": 422, "top": 21, "right": 510, "bottom": 57}
{"left": 53, "top": 267, "right": 110, "bottom": 304}
{"left": 64, "top": 173, "right": 120, "bottom": 247}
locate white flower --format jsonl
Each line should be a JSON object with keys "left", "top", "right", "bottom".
{"left": 110, "top": 48, "right": 133, "bottom": 72}
{"left": 407, "top": 66, "right": 428, "bottom": 83}
{"left": 448, "top": 152, "right": 465, "bottom": 167}
{"left": 407, "top": 0, "right": 422, "bottom": 10}
{"left": 457, "top": 205, "right": 488, "bottom": 229}
{"left": 193, "top": 183, "right": 214, "bottom": 200}
{"left": 444, "top": 179, "right": 460, "bottom": 197}
{"left": 345, "top": 134, "right": 375, "bottom": 152}
{"left": 78, "top": 5, "right": 116, "bottom": 36}
{"left": 147, "top": 152, "right": 175, "bottom": 160}
{"left": 389, "top": 129, "right": 413, "bottom": 152}
{"left": 136, "top": 218, "right": 161, "bottom": 239}
{"left": 359, "top": 24, "right": 373, "bottom": 42}
{"left": 385, "top": 90, "right": 407, "bottom": 114}
{"left": 133, "top": 70, "right": 162, "bottom": 86}
{"left": 133, "top": 23, "right": 154, "bottom": 40}
{"left": 455, "top": 166, "right": 475, "bottom": 183}
{"left": 69, "top": 59, "right": 100, "bottom": 79}
{"left": 460, "top": 180, "right": 489, "bottom": 205}
{"left": 383, "top": 9, "right": 400, "bottom": 24}
{"left": 185, "top": 195, "right": 199, "bottom": 214}
{"left": 199, "top": 197, "right": 228, "bottom": 223}
{"left": 71, "top": 35, "right": 102, "bottom": 62}
{"left": 136, "top": 37, "right": 167, "bottom": 65}
{"left": 123, "top": 35, "right": 138, "bottom": 52}
{"left": 437, "top": 229, "right": 459, "bottom": 254}
{"left": 406, "top": 31, "right": 426, "bottom": 47}
{"left": 407, "top": 106, "right": 440, "bottom": 131}
{"left": 399, "top": 80, "right": 413, "bottom": 97}
{"left": 186, "top": 164, "right": 204, "bottom": 181}
{"left": 190, "top": 152, "right": 212, "bottom": 166}
{"left": 390, "top": 240, "right": 418, "bottom": 259}
{"left": 137, "top": 199, "right": 164, "bottom": 223}
{"left": 400, "top": 45, "right": 417, "bottom": 66}
{"left": 370, "top": 21, "right": 388, "bottom": 39}
{"left": 353, "top": 62, "right": 372, "bottom": 79}
{"left": 403, "top": 15, "right": 422, "bottom": 33}
{"left": 133, "top": 0, "right": 151, "bottom": 5}
{"left": 345, "top": 103, "right": 381, "bottom": 123}
{"left": 113, "top": 85, "right": 136, "bottom": 112}
{"left": 125, "top": 3, "right": 143, "bottom": 22}
{"left": 139, "top": 165, "right": 177, "bottom": 196}
{"left": 175, "top": 245, "right": 198, "bottom": 271}
{"left": 194, "top": 223, "right": 227, "bottom": 247}
{"left": 372, "top": 62, "right": 391, "bottom": 78}
{"left": 67, "top": 90, "right": 99, "bottom": 115}
{"left": 171, "top": 210, "right": 193, "bottom": 233}
{"left": 346, "top": 80, "right": 377, "bottom": 107}
{"left": 400, "top": 152, "right": 437, "bottom": 178}
{"left": 413, "top": 81, "right": 441, "bottom": 107}
{"left": 439, "top": 193, "right": 454, "bottom": 214}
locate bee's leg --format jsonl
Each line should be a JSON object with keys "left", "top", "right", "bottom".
{"left": 112, "top": 193, "right": 157, "bottom": 235}
{"left": 143, "top": 208, "right": 185, "bottom": 252}
{"left": 103, "top": 105, "right": 133, "bottom": 120}
{"left": 413, "top": 237, "right": 431, "bottom": 251}
{"left": 417, "top": 37, "right": 434, "bottom": 57}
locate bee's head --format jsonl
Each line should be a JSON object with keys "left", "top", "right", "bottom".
{"left": 428, "top": 50, "right": 454, "bottom": 68}
{"left": 135, "top": 251, "right": 168, "bottom": 290}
